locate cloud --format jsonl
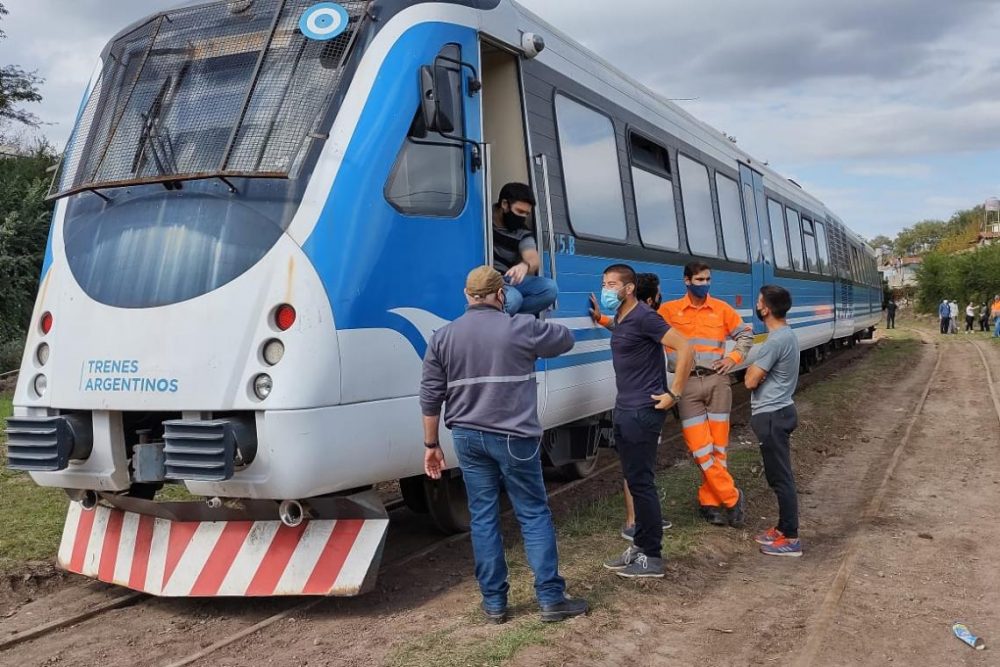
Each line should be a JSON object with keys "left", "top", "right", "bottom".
{"left": 844, "top": 163, "right": 933, "bottom": 179}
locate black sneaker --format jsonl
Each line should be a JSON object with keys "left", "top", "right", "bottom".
{"left": 615, "top": 552, "right": 665, "bottom": 579}
{"left": 620, "top": 519, "right": 673, "bottom": 542}
{"left": 699, "top": 506, "right": 727, "bottom": 526}
{"left": 480, "top": 601, "right": 507, "bottom": 624}
{"left": 539, "top": 596, "right": 589, "bottom": 622}
{"left": 603, "top": 545, "right": 641, "bottom": 570}
{"left": 727, "top": 489, "right": 746, "bottom": 528}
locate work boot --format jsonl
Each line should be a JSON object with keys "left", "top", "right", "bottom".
{"left": 615, "top": 552, "right": 665, "bottom": 579}
{"left": 539, "top": 596, "right": 589, "bottom": 622}
{"left": 699, "top": 505, "right": 727, "bottom": 526}
{"left": 727, "top": 489, "right": 746, "bottom": 528}
{"left": 480, "top": 601, "right": 507, "bottom": 624}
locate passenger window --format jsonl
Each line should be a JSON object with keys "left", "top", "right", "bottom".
{"left": 815, "top": 221, "right": 831, "bottom": 275}
{"left": 385, "top": 45, "right": 465, "bottom": 217}
{"left": 554, "top": 95, "right": 627, "bottom": 240}
{"left": 716, "top": 173, "right": 748, "bottom": 263}
{"left": 677, "top": 154, "right": 718, "bottom": 257}
{"left": 767, "top": 198, "right": 791, "bottom": 269}
{"left": 786, "top": 208, "right": 804, "bottom": 272}
{"left": 802, "top": 218, "right": 819, "bottom": 273}
{"left": 630, "top": 134, "right": 678, "bottom": 251}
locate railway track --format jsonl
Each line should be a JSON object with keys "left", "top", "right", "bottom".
{"left": 792, "top": 330, "right": 1000, "bottom": 666}
{"left": 0, "top": 339, "right": 877, "bottom": 666}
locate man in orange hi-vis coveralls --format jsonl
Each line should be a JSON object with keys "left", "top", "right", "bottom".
{"left": 660, "top": 261, "right": 753, "bottom": 527}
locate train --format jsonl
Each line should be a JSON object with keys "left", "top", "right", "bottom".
{"left": 7, "top": 0, "right": 880, "bottom": 598}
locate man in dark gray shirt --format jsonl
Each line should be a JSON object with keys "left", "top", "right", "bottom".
{"left": 492, "top": 182, "right": 558, "bottom": 315}
{"left": 420, "top": 266, "right": 587, "bottom": 624}
{"left": 745, "top": 285, "right": 802, "bottom": 557}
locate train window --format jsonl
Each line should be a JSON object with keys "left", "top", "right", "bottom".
{"left": 716, "top": 173, "right": 748, "bottom": 263}
{"left": 385, "top": 45, "right": 466, "bottom": 217}
{"left": 815, "top": 221, "right": 831, "bottom": 275}
{"left": 554, "top": 95, "right": 628, "bottom": 240}
{"left": 633, "top": 167, "right": 680, "bottom": 251}
{"left": 786, "top": 208, "right": 805, "bottom": 272}
{"left": 802, "top": 218, "right": 819, "bottom": 273}
{"left": 677, "top": 154, "right": 719, "bottom": 257}
{"left": 767, "top": 198, "right": 791, "bottom": 269}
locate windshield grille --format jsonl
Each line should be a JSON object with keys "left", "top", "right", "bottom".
{"left": 50, "top": 0, "right": 370, "bottom": 200}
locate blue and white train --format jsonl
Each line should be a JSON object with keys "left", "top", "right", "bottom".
{"left": 8, "top": 0, "right": 880, "bottom": 597}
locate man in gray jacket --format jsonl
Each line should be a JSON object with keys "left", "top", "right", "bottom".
{"left": 420, "top": 266, "right": 587, "bottom": 624}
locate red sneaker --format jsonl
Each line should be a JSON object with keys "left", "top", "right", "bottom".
{"left": 754, "top": 527, "right": 783, "bottom": 546}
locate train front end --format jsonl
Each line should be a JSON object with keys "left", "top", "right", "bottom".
{"left": 6, "top": 0, "right": 392, "bottom": 597}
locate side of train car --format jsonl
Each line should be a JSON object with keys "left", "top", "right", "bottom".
{"left": 8, "top": 0, "right": 879, "bottom": 598}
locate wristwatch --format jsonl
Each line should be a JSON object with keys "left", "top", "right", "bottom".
{"left": 424, "top": 442, "right": 440, "bottom": 449}
{"left": 665, "top": 388, "right": 680, "bottom": 401}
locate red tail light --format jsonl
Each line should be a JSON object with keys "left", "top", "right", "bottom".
{"left": 41, "top": 312, "right": 53, "bottom": 335}
{"left": 275, "top": 304, "right": 296, "bottom": 331}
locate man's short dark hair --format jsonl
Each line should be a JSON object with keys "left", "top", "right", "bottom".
{"left": 684, "top": 261, "right": 711, "bottom": 279}
{"left": 636, "top": 273, "right": 660, "bottom": 303}
{"left": 497, "top": 182, "right": 536, "bottom": 207}
{"left": 604, "top": 263, "right": 636, "bottom": 287}
{"left": 760, "top": 285, "right": 792, "bottom": 318}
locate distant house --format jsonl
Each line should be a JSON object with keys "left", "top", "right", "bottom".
{"left": 881, "top": 256, "right": 922, "bottom": 289}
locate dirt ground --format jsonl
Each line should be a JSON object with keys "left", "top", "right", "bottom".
{"left": 4, "top": 330, "right": 999, "bottom": 667}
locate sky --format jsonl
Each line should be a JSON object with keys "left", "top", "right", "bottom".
{"left": 2, "top": 0, "right": 1000, "bottom": 240}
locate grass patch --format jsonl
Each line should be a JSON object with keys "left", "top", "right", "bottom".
{"left": 0, "top": 393, "right": 71, "bottom": 574}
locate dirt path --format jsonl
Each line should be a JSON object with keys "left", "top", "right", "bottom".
{"left": 537, "top": 335, "right": 1000, "bottom": 667}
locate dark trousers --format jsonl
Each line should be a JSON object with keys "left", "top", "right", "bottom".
{"left": 966, "top": 315, "right": 975, "bottom": 331}
{"left": 940, "top": 317, "right": 950, "bottom": 334}
{"left": 886, "top": 312, "right": 896, "bottom": 329}
{"left": 613, "top": 407, "right": 666, "bottom": 558}
{"left": 981, "top": 318, "right": 990, "bottom": 332}
{"left": 750, "top": 405, "right": 799, "bottom": 539}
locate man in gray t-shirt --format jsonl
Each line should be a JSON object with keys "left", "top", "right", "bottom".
{"left": 744, "top": 285, "right": 802, "bottom": 557}
{"left": 492, "top": 182, "right": 559, "bottom": 316}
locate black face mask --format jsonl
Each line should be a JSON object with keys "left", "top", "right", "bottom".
{"left": 503, "top": 210, "right": 527, "bottom": 230}
{"left": 756, "top": 308, "right": 767, "bottom": 321}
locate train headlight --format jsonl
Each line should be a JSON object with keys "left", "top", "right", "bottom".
{"left": 253, "top": 373, "right": 273, "bottom": 400}
{"left": 40, "top": 312, "right": 53, "bottom": 335}
{"left": 36, "top": 343, "right": 50, "bottom": 366}
{"left": 262, "top": 339, "right": 285, "bottom": 366}
{"left": 274, "top": 304, "right": 296, "bottom": 331}
{"left": 33, "top": 374, "right": 48, "bottom": 397}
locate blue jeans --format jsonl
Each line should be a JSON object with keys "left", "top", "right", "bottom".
{"left": 451, "top": 427, "right": 566, "bottom": 610}
{"left": 503, "top": 275, "right": 558, "bottom": 316}
{"left": 994, "top": 318, "right": 1000, "bottom": 337}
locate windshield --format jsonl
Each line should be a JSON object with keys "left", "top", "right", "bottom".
{"left": 50, "top": 0, "right": 370, "bottom": 199}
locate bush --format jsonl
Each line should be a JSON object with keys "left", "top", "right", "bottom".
{"left": 0, "top": 338, "right": 23, "bottom": 372}
{"left": 916, "top": 244, "right": 1000, "bottom": 313}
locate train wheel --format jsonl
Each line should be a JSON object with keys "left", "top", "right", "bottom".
{"left": 399, "top": 475, "right": 429, "bottom": 514}
{"left": 424, "top": 473, "right": 470, "bottom": 534}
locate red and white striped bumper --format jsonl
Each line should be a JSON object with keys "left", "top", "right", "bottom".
{"left": 57, "top": 502, "right": 389, "bottom": 597}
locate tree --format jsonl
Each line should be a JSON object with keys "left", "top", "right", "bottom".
{"left": 893, "top": 220, "right": 947, "bottom": 257}
{"left": 0, "top": 3, "right": 43, "bottom": 129}
{"left": 869, "top": 235, "right": 893, "bottom": 252}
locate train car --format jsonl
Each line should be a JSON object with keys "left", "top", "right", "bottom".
{"left": 7, "top": 0, "right": 880, "bottom": 598}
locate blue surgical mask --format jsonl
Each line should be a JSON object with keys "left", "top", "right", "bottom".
{"left": 688, "top": 283, "right": 711, "bottom": 299}
{"left": 601, "top": 288, "right": 623, "bottom": 312}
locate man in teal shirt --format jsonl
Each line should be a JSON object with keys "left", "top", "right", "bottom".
{"left": 744, "top": 285, "right": 802, "bottom": 557}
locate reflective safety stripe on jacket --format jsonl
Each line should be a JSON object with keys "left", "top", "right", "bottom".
{"left": 660, "top": 295, "right": 752, "bottom": 372}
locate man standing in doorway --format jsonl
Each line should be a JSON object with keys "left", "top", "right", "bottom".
{"left": 659, "top": 262, "right": 753, "bottom": 527}
{"left": 492, "top": 182, "right": 559, "bottom": 316}
{"left": 599, "top": 264, "right": 694, "bottom": 578}
{"left": 745, "top": 285, "right": 802, "bottom": 557}
{"left": 421, "top": 266, "right": 587, "bottom": 623}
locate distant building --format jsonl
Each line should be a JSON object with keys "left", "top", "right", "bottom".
{"left": 881, "top": 256, "right": 922, "bottom": 289}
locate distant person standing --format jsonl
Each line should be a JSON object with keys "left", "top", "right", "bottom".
{"left": 885, "top": 298, "right": 897, "bottom": 330}
{"left": 949, "top": 301, "right": 959, "bottom": 334}
{"left": 993, "top": 296, "right": 1000, "bottom": 338}
{"left": 938, "top": 299, "right": 951, "bottom": 335}
{"left": 965, "top": 302, "right": 976, "bottom": 333}
{"left": 744, "top": 285, "right": 802, "bottom": 557}
{"left": 980, "top": 303, "right": 991, "bottom": 332}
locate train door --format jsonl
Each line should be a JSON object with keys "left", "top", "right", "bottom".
{"left": 739, "top": 165, "right": 772, "bottom": 334}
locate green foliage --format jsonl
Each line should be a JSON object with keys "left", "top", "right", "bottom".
{"left": 0, "top": 143, "right": 57, "bottom": 348}
{"left": 916, "top": 244, "right": 1000, "bottom": 313}
{"left": 0, "top": 2, "right": 44, "bottom": 128}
